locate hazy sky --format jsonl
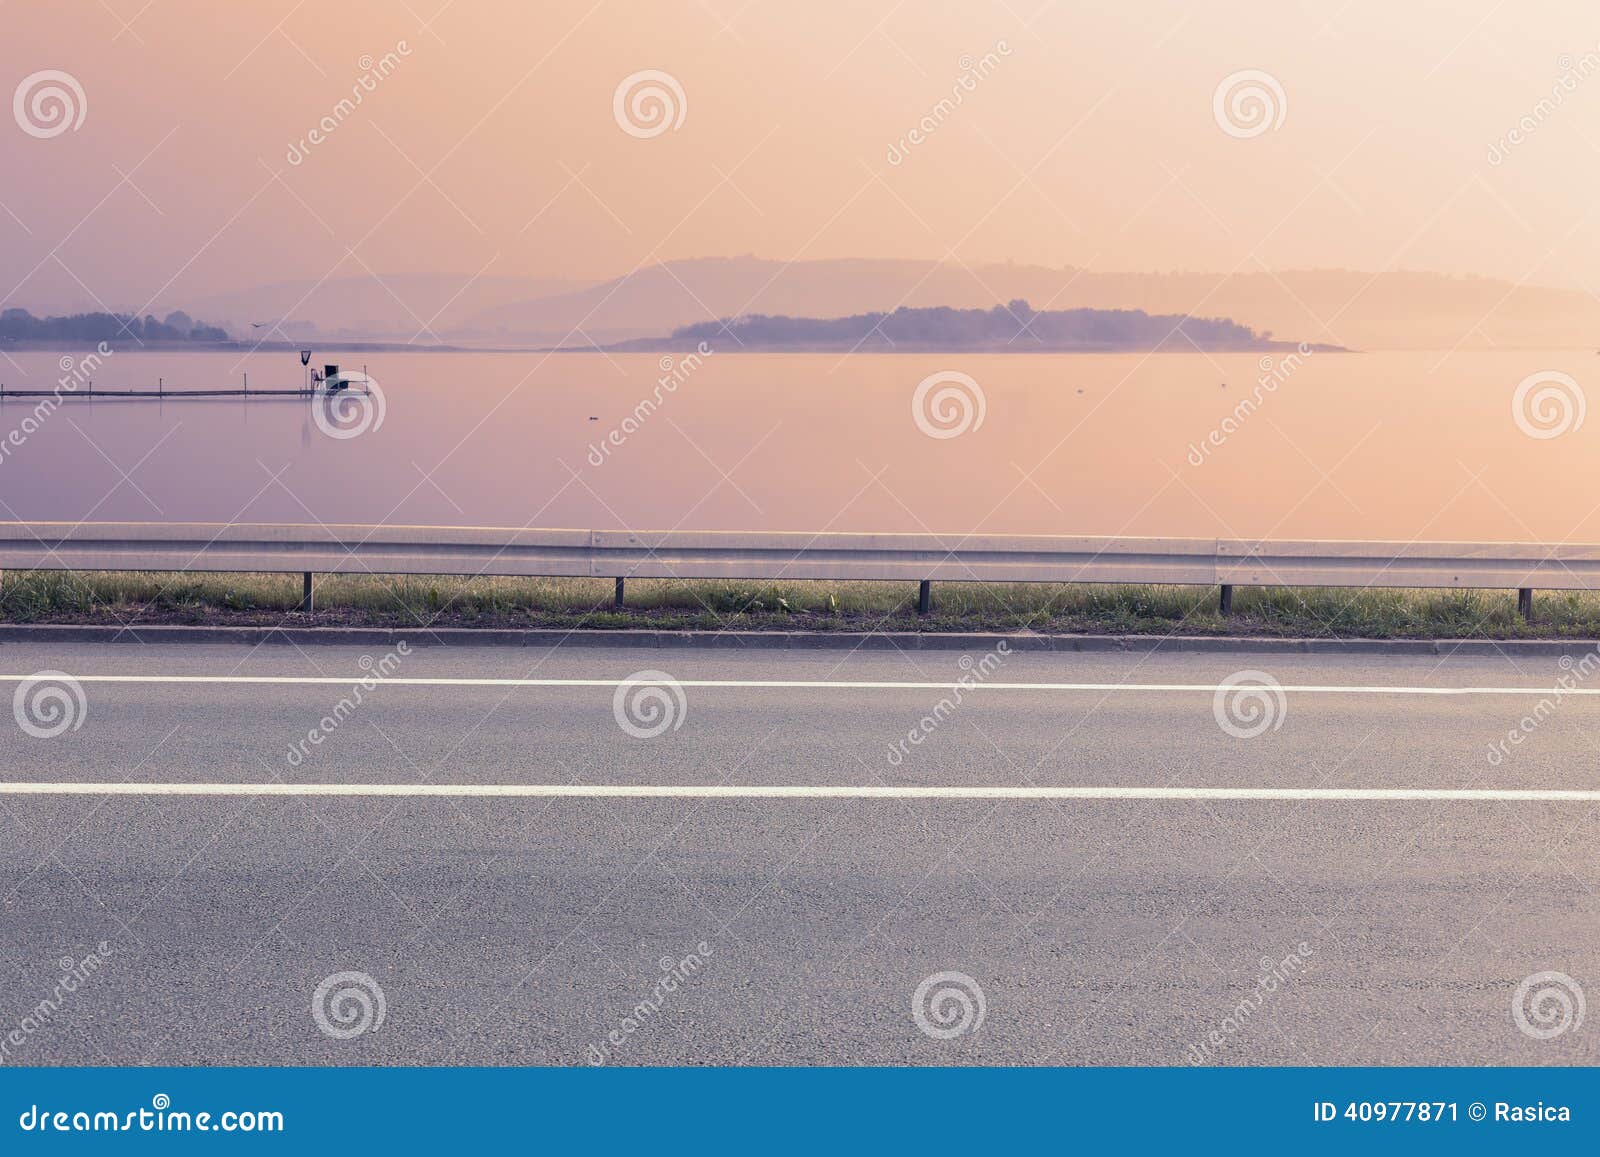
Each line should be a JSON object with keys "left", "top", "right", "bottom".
{"left": 7, "top": 1, "right": 1600, "bottom": 313}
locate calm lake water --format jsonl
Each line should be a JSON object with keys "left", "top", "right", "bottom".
{"left": 1, "top": 347, "right": 1596, "bottom": 543}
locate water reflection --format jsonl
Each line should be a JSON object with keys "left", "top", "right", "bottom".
{"left": 0, "top": 348, "right": 1591, "bottom": 544}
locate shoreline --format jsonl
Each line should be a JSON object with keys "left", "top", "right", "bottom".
{"left": 2, "top": 338, "right": 1351, "bottom": 355}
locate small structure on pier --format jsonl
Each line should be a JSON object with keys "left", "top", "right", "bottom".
{"left": 312, "top": 364, "right": 368, "bottom": 392}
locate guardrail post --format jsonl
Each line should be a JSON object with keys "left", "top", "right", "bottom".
{"left": 1518, "top": 587, "right": 1534, "bottom": 623}
{"left": 1219, "top": 584, "right": 1234, "bottom": 615}
{"left": 614, "top": 577, "right": 625, "bottom": 608}
{"left": 300, "top": 572, "right": 314, "bottom": 614}
{"left": 917, "top": 580, "right": 932, "bottom": 616}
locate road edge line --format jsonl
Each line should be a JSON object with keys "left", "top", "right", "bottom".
{"left": 0, "top": 622, "right": 1595, "bottom": 657}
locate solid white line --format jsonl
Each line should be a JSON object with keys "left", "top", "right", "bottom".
{"left": 0, "top": 783, "right": 1596, "bottom": 801}
{"left": 0, "top": 674, "right": 1592, "bottom": 696}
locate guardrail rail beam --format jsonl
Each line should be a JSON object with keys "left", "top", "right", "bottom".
{"left": 0, "top": 527, "right": 1588, "bottom": 623}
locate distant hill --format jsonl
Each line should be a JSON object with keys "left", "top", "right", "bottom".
{"left": 606, "top": 302, "right": 1335, "bottom": 353}
{"left": 47, "top": 258, "right": 1600, "bottom": 350}
{"left": 455, "top": 257, "right": 1600, "bottom": 350}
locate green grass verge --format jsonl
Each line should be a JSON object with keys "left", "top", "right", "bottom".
{"left": 0, "top": 570, "right": 1595, "bottom": 639}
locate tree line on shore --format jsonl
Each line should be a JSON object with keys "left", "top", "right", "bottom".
{"left": 667, "top": 301, "right": 1270, "bottom": 350}
{"left": 0, "top": 308, "right": 229, "bottom": 343}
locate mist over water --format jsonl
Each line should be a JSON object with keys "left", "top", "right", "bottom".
{"left": 0, "top": 348, "right": 1591, "bottom": 544}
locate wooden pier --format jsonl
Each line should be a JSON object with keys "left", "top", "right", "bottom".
{"left": 2, "top": 363, "right": 373, "bottom": 401}
{"left": 0, "top": 386, "right": 372, "bottom": 400}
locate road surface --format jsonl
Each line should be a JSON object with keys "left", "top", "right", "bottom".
{"left": 0, "top": 638, "right": 1596, "bottom": 1065}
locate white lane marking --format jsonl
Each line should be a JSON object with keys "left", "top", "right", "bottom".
{"left": 0, "top": 675, "right": 1592, "bottom": 696}
{"left": 0, "top": 783, "right": 1597, "bottom": 801}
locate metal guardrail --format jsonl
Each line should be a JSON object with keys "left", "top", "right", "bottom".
{"left": 0, "top": 521, "right": 1588, "bottom": 617}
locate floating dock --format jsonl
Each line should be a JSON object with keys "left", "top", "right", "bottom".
{"left": 0, "top": 361, "right": 373, "bottom": 400}
{"left": 0, "top": 386, "right": 324, "bottom": 398}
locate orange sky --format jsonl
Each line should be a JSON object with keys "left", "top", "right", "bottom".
{"left": 6, "top": 1, "right": 1600, "bottom": 313}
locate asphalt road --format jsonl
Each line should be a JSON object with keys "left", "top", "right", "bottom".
{"left": 1, "top": 638, "right": 1597, "bottom": 1066}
